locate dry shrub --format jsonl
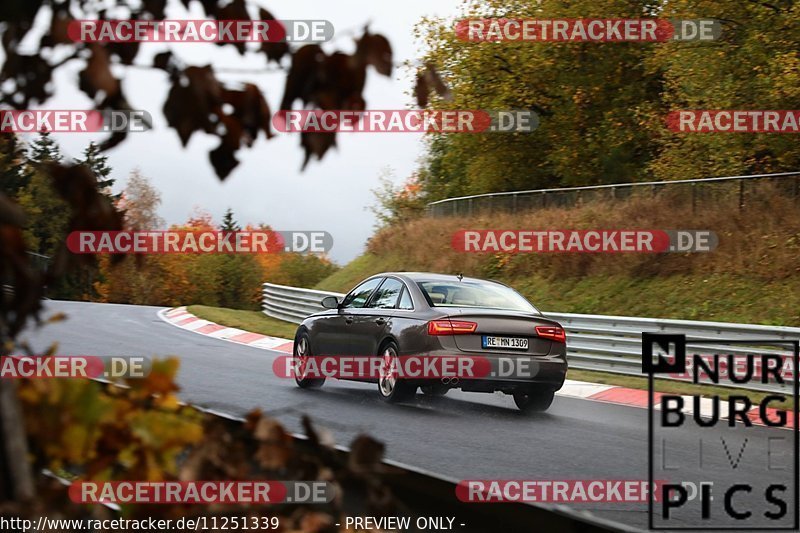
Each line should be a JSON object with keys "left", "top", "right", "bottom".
{"left": 368, "top": 185, "right": 800, "bottom": 282}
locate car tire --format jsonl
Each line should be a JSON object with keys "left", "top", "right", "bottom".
{"left": 513, "top": 390, "right": 554, "bottom": 413}
{"left": 420, "top": 384, "right": 449, "bottom": 397}
{"left": 377, "top": 341, "right": 416, "bottom": 403}
{"left": 294, "top": 332, "right": 325, "bottom": 389}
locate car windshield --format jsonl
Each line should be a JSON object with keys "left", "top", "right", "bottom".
{"left": 416, "top": 280, "right": 538, "bottom": 313}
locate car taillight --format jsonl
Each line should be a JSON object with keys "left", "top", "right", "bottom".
{"left": 427, "top": 320, "right": 478, "bottom": 335}
{"left": 535, "top": 325, "right": 566, "bottom": 343}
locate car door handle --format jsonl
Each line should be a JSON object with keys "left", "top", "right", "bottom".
{"left": 345, "top": 317, "right": 354, "bottom": 325}
{"left": 375, "top": 318, "right": 386, "bottom": 325}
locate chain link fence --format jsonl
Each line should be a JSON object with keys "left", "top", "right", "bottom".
{"left": 426, "top": 171, "right": 800, "bottom": 217}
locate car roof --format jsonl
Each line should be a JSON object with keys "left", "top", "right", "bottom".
{"left": 372, "top": 272, "right": 499, "bottom": 285}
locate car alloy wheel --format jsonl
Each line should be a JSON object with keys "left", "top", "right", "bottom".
{"left": 377, "top": 342, "right": 415, "bottom": 402}
{"left": 294, "top": 333, "right": 325, "bottom": 389}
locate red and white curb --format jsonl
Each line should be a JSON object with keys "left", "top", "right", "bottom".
{"left": 158, "top": 307, "right": 793, "bottom": 428}
{"left": 557, "top": 381, "right": 794, "bottom": 429}
{"left": 158, "top": 306, "right": 293, "bottom": 353}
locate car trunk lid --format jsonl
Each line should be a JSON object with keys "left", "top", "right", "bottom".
{"left": 439, "top": 308, "right": 562, "bottom": 355}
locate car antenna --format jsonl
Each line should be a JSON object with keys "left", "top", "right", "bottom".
{"left": 456, "top": 272, "right": 463, "bottom": 281}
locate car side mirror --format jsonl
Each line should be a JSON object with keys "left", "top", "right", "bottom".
{"left": 321, "top": 296, "right": 340, "bottom": 309}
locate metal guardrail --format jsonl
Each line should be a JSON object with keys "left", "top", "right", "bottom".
{"left": 1, "top": 252, "right": 50, "bottom": 298}
{"left": 263, "top": 282, "right": 800, "bottom": 393}
{"left": 262, "top": 282, "right": 344, "bottom": 324}
{"left": 425, "top": 171, "right": 800, "bottom": 217}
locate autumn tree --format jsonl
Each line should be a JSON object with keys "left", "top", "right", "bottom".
{"left": 413, "top": 0, "right": 800, "bottom": 202}
{"left": 119, "top": 169, "right": 164, "bottom": 231}
{"left": 95, "top": 170, "right": 166, "bottom": 304}
{"left": 646, "top": 0, "right": 800, "bottom": 179}
{"left": 370, "top": 169, "right": 426, "bottom": 228}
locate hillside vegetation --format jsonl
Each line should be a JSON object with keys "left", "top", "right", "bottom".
{"left": 316, "top": 190, "right": 800, "bottom": 326}
{"left": 414, "top": 0, "right": 800, "bottom": 199}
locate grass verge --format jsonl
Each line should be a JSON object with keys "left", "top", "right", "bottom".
{"left": 186, "top": 305, "right": 298, "bottom": 340}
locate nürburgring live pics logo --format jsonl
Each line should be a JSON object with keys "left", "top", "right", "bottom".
{"left": 644, "top": 333, "right": 799, "bottom": 530}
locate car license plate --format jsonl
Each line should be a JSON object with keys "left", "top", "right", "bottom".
{"left": 482, "top": 336, "right": 529, "bottom": 350}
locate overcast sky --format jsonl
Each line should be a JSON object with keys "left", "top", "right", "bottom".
{"left": 15, "top": 0, "right": 465, "bottom": 264}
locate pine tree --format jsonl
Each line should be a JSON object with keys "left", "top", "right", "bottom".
{"left": 17, "top": 131, "right": 67, "bottom": 257}
{"left": 218, "top": 208, "right": 248, "bottom": 309}
{"left": 221, "top": 208, "right": 241, "bottom": 231}
{"left": 28, "top": 130, "right": 62, "bottom": 164}
{"left": 0, "top": 133, "right": 32, "bottom": 200}
{"left": 76, "top": 141, "right": 115, "bottom": 191}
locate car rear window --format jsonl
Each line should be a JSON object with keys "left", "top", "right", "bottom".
{"left": 398, "top": 287, "right": 414, "bottom": 310}
{"left": 416, "top": 280, "right": 538, "bottom": 313}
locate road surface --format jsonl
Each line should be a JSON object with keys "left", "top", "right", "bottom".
{"left": 17, "top": 301, "right": 797, "bottom": 531}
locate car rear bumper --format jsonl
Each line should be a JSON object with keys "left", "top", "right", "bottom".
{"left": 402, "top": 349, "right": 568, "bottom": 393}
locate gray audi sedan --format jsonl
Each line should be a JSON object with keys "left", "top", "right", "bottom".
{"left": 292, "top": 272, "right": 567, "bottom": 412}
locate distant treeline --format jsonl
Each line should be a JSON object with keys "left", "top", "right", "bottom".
{"left": 0, "top": 132, "right": 337, "bottom": 307}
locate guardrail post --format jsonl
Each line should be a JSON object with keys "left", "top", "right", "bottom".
{"left": 468, "top": 197, "right": 473, "bottom": 216}
{"left": 512, "top": 193, "right": 517, "bottom": 213}
{"left": 691, "top": 183, "right": 697, "bottom": 214}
